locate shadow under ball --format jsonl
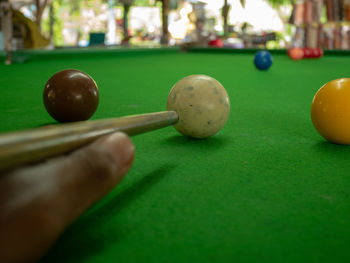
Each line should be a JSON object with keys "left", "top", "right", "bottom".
{"left": 43, "top": 69, "right": 99, "bottom": 123}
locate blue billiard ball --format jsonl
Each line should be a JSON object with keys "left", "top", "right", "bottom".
{"left": 254, "top": 51, "right": 273, "bottom": 70}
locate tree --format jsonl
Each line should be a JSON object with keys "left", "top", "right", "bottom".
{"left": 34, "top": 0, "right": 51, "bottom": 33}
{"left": 157, "top": 0, "right": 169, "bottom": 44}
{"left": 222, "top": 0, "right": 230, "bottom": 37}
{"left": 119, "top": 0, "right": 134, "bottom": 42}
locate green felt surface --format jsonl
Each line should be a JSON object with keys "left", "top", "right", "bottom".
{"left": 1, "top": 48, "right": 350, "bottom": 263}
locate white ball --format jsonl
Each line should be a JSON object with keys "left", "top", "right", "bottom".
{"left": 167, "top": 75, "right": 230, "bottom": 139}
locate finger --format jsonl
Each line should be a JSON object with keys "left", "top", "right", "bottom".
{"left": 0, "top": 132, "right": 134, "bottom": 263}
{"left": 59, "top": 132, "right": 135, "bottom": 222}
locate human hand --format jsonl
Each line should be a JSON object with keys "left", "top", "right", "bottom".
{"left": 0, "top": 132, "right": 134, "bottom": 263}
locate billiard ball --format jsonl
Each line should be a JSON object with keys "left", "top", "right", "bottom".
{"left": 314, "top": 48, "right": 323, "bottom": 58}
{"left": 311, "top": 78, "right": 350, "bottom": 144}
{"left": 287, "top": 47, "right": 304, "bottom": 61}
{"left": 254, "top": 51, "right": 273, "bottom": 70}
{"left": 319, "top": 48, "right": 324, "bottom": 57}
{"left": 311, "top": 48, "right": 318, "bottom": 58}
{"left": 303, "top": 48, "right": 312, "bottom": 58}
{"left": 209, "top": 38, "right": 224, "bottom": 48}
{"left": 43, "top": 69, "right": 99, "bottom": 123}
{"left": 166, "top": 75, "right": 230, "bottom": 139}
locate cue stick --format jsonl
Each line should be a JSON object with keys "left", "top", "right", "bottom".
{"left": 0, "top": 111, "right": 179, "bottom": 173}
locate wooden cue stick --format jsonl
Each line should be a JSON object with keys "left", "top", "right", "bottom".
{"left": 0, "top": 111, "right": 179, "bottom": 173}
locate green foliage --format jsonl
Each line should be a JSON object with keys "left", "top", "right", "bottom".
{"left": 131, "top": 0, "right": 150, "bottom": 6}
{"left": 53, "top": 0, "right": 103, "bottom": 17}
{"left": 42, "top": 0, "right": 292, "bottom": 47}
{"left": 116, "top": 0, "right": 160, "bottom": 7}
{"left": 42, "top": 1, "right": 64, "bottom": 46}
{"left": 267, "top": 0, "right": 292, "bottom": 7}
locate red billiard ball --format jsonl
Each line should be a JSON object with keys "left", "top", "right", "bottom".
{"left": 43, "top": 69, "right": 99, "bottom": 123}
{"left": 311, "top": 48, "right": 318, "bottom": 58}
{"left": 209, "top": 38, "right": 224, "bottom": 48}
{"left": 317, "top": 48, "right": 324, "bottom": 58}
{"left": 310, "top": 48, "right": 323, "bottom": 58}
{"left": 311, "top": 48, "right": 323, "bottom": 58}
{"left": 287, "top": 47, "right": 304, "bottom": 60}
{"left": 303, "top": 48, "right": 312, "bottom": 58}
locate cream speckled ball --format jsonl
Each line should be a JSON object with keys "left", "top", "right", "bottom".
{"left": 166, "top": 75, "right": 230, "bottom": 139}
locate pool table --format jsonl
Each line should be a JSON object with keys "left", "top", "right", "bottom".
{"left": 1, "top": 47, "right": 350, "bottom": 263}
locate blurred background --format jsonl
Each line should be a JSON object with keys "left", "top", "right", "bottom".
{"left": 1, "top": 0, "right": 349, "bottom": 51}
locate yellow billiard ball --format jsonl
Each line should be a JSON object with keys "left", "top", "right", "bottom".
{"left": 311, "top": 78, "right": 350, "bottom": 145}
{"left": 167, "top": 75, "right": 230, "bottom": 139}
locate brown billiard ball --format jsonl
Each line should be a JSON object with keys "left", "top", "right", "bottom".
{"left": 43, "top": 69, "right": 99, "bottom": 123}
